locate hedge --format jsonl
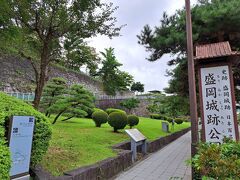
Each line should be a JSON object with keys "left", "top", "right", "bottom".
{"left": 105, "top": 108, "right": 126, "bottom": 115}
{"left": 0, "top": 92, "right": 52, "bottom": 179}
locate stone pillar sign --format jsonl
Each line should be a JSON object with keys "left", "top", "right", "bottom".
{"left": 8, "top": 116, "right": 35, "bottom": 179}
{"left": 195, "top": 42, "right": 240, "bottom": 143}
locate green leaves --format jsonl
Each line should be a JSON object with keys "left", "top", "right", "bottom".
{"left": 0, "top": 92, "right": 52, "bottom": 179}
{"left": 97, "top": 47, "right": 134, "bottom": 95}
{"left": 192, "top": 141, "right": 240, "bottom": 179}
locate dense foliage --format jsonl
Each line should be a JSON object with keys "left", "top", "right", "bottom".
{"left": 40, "top": 77, "right": 67, "bottom": 117}
{"left": 174, "top": 118, "right": 183, "bottom": 124}
{"left": 120, "top": 98, "right": 140, "bottom": 113}
{"left": 0, "top": 92, "right": 51, "bottom": 179}
{"left": 105, "top": 108, "right": 126, "bottom": 115}
{"left": 92, "top": 111, "right": 108, "bottom": 127}
{"left": 97, "top": 48, "right": 134, "bottom": 95}
{"left": 131, "top": 82, "right": 144, "bottom": 93}
{"left": 138, "top": 0, "right": 240, "bottom": 97}
{"left": 50, "top": 84, "right": 95, "bottom": 124}
{"left": 0, "top": 0, "right": 121, "bottom": 108}
{"left": 147, "top": 93, "right": 189, "bottom": 117}
{"left": 192, "top": 141, "right": 240, "bottom": 179}
{"left": 127, "top": 115, "right": 139, "bottom": 129}
{"left": 108, "top": 112, "right": 128, "bottom": 132}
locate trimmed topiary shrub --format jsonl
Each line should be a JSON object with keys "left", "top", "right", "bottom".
{"left": 93, "top": 108, "right": 105, "bottom": 113}
{"left": 108, "top": 112, "right": 127, "bottom": 132}
{"left": 105, "top": 108, "right": 126, "bottom": 115}
{"left": 92, "top": 111, "right": 108, "bottom": 127}
{"left": 127, "top": 115, "right": 139, "bottom": 128}
{"left": 175, "top": 118, "right": 183, "bottom": 124}
{"left": 0, "top": 92, "right": 52, "bottom": 179}
{"left": 150, "top": 114, "right": 161, "bottom": 119}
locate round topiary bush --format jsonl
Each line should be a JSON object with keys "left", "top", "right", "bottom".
{"left": 0, "top": 92, "right": 52, "bottom": 179}
{"left": 175, "top": 118, "right": 183, "bottom": 124}
{"left": 108, "top": 112, "right": 128, "bottom": 132}
{"left": 105, "top": 108, "right": 126, "bottom": 115}
{"left": 92, "top": 111, "right": 108, "bottom": 127}
{"left": 127, "top": 115, "right": 139, "bottom": 128}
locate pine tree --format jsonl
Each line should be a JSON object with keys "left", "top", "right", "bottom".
{"left": 40, "top": 77, "right": 67, "bottom": 117}
{"left": 50, "top": 84, "right": 95, "bottom": 124}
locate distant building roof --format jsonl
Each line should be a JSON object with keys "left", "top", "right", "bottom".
{"left": 194, "top": 41, "right": 240, "bottom": 60}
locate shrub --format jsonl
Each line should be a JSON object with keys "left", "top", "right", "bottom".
{"left": 165, "top": 117, "right": 173, "bottom": 123}
{"left": 150, "top": 114, "right": 161, "bottom": 119}
{"left": 127, "top": 115, "right": 139, "bottom": 128}
{"left": 150, "top": 114, "right": 167, "bottom": 120}
{"left": 92, "top": 111, "right": 108, "bottom": 127}
{"left": 106, "top": 108, "right": 126, "bottom": 115}
{"left": 175, "top": 118, "right": 183, "bottom": 124}
{"left": 192, "top": 141, "right": 240, "bottom": 179}
{"left": 0, "top": 92, "right": 52, "bottom": 179}
{"left": 108, "top": 112, "right": 127, "bottom": 132}
{"left": 93, "top": 108, "right": 105, "bottom": 113}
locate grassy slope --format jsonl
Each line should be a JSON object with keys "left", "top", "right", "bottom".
{"left": 40, "top": 117, "right": 190, "bottom": 176}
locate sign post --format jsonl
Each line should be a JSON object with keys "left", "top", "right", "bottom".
{"left": 125, "top": 129, "right": 147, "bottom": 162}
{"left": 195, "top": 42, "right": 240, "bottom": 143}
{"left": 8, "top": 116, "right": 35, "bottom": 180}
{"left": 198, "top": 63, "right": 239, "bottom": 142}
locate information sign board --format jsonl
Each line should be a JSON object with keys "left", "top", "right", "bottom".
{"left": 199, "top": 65, "right": 239, "bottom": 143}
{"left": 125, "top": 129, "right": 146, "bottom": 142}
{"left": 9, "top": 116, "right": 35, "bottom": 178}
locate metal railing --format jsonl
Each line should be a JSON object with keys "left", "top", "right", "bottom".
{"left": 3, "top": 91, "right": 150, "bottom": 101}
{"left": 4, "top": 92, "right": 35, "bottom": 101}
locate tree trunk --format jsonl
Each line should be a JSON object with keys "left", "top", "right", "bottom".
{"left": 33, "top": 65, "right": 47, "bottom": 109}
{"left": 33, "top": 43, "right": 50, "bottom": 109}
{"left": 61, "top": 116, "right": 74, "bottom": 121}
{"left": 52, "top": 111, "right": 65, "bottom": 124}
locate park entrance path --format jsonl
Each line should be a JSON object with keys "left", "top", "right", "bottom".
{"left": 115, "top": 132, "right": 191, "bottom": 180}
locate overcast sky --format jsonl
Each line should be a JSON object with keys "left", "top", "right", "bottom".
{"left": 88, "top": 0, "right": 197, "bottom": 92}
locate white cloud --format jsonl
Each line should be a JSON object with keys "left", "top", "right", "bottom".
{"left": 89, "top": 0, "right": 197, "bottom": 92}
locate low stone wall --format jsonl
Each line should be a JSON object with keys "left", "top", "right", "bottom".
{"left": 147, "top": 127, "right": 190, "bottom": 153}
{"left": 33, "top": 150, "right": 132, "bottom": 180}
{"left": 32, "top": 127, "right": 190, "bottom": 180}
{"left": 113, "top": 127, "right": 191, "bottom": 153}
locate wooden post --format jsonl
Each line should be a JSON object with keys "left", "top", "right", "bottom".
{"left": 185, "top": 0, "right": 199, "bottom": 178}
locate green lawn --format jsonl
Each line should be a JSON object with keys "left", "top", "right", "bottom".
{"left": 40, "top": 117, "right": 190, "bottom": 176}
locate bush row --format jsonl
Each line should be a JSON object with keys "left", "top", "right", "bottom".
{"left": 91, "top": 108, "right": 139, "bottom": 132}
{"left": 149, "top": 114, "right": 188, "bottom": 124}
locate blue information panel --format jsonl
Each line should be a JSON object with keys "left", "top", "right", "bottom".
{"left": 9, "top": 116, "right": 35, "bottom": 177}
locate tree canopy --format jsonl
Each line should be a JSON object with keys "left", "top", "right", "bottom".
{"left": 138, "top": 0, "right": 240, "bottom": 97}
{"left": 0, "top": 0, "right": 122, "bottom": 108}
{"left": 131, "top": 82, "right": 144, "bottom": 93}
{"left": 97, "top": 47, "right": 134, "bottom": 95}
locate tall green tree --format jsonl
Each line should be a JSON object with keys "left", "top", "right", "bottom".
{"left": 62, "top": 34, "right": 100, "bottom": 75}
{"left": 120, "top": 98, "right": 140, "bottom": 113}
{"left": 97, "top": 47, "right": 134, "bottom": 95}
{"left": 40, "top": 77, "right": 67, "bottom": 117}
{"left": 0, "top": 0, "right": 122, "bottom": 109}
{"left": 138, "top": 0, "right": 240, "bottom": 97}
{"left": 131, "top": 82, "right": 144, "bottom": 94}
{"left": 50, "top": 84, "right": 95, "bottom": 124}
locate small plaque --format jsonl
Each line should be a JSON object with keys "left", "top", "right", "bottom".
{"left": 125, "top": 129, "right": 146, "bottom": 142}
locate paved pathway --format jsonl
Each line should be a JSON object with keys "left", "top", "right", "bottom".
{"left": 115, "top": 132, "right": 191, "bottom": 180}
